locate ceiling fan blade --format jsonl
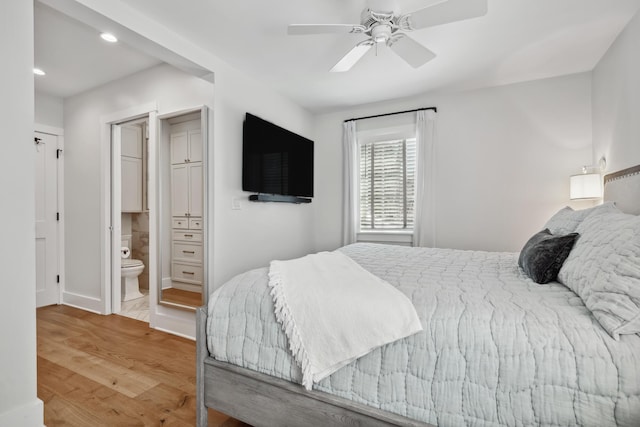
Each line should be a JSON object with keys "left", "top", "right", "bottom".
{"left": 389, "top": 34, "right": 436, "bottom": 68}
{"left": 288, "top": 24, "right": 366, "bottom": 35}
{"left": 330, "top": 42, "right": 373, "bottom": 72}
{"left": 404, "top": 0, "right": 487, "bottom": 30}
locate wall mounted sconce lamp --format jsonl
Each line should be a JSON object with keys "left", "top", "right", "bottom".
{"left": 569, "top": 156, "right": 606, "bottom": 200}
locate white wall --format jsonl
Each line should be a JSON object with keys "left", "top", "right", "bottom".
{"left": 212, "top": 66, "right": 315, "bottom": 285}
{"left": 64, "top": 62, "right": 314, "bottom": 329}
{"left": 64, "top": 64, "right": 212, "bottom": 305}
{"left": 313, "top": 73, "right": 593, "bottom": 253}
{"left": 593, "top": 11, "right": 640, "bottom": 172}
{"left": 0, "top": 2, "right": 44, "bottom": 426}
{"left": 35, "top": 91, "right": 64, "bottom": 128}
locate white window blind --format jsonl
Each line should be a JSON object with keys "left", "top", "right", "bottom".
{"left": 359, "top": 138, "right": 416, "bottom": 230}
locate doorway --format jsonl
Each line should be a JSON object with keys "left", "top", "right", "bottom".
{"left": 116, "top": 118, "right": 151, "bottom": 322}
{"left": 100, "top": 103, "right": 158, "bottom": 322}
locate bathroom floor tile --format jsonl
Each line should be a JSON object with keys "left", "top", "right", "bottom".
{"left": 119, "top": 290, "right": 149, "bottom": 322}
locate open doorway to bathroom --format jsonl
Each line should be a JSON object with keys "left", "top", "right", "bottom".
{"left": 118, "top": 118, "right": 151, "bottom": 322}
{"left": 102, "top": 103, "right": 158, "bottom": 325}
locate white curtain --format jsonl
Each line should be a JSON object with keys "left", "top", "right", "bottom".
{"left": 413, "top": 110, "right": 438, "bottom": 247}
{"left": 342, "top": 121, "right": 358, "bottom": 246}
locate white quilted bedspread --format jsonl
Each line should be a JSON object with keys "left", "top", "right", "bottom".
{"left": 207, "top": 243, "right": 640, "bottom": 426}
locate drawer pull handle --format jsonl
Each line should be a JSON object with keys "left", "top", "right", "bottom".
{"left": 182, "top": 271, "right": 195, "bottom": 275}
{"left": 184, "top": 234, "right": 193, "bottom": 237}
{"left": 182, "top": 250, "right": 195, "bottom": 254}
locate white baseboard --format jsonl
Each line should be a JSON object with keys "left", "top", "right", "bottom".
{"left": 62, "top": 291, "right": 103, "bottom": 314}
{"left": 153, "top": 305, "right": 195, "bottom": 339}
{"left": 0, "top": 398, "right": 44, "bottom": 427}
{"left": 155, "top": 325, "right": 195, "bottom": 341}
{"left": 162, "top": 277, "right": 172, "bottom": 289}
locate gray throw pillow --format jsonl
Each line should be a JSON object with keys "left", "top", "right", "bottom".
{"left": 544, "top": 202, "right": 619, "bottom": 235}
{"left": 518, "top": 229, "right": 579, "bottom": 284}
{"left": 557, "top": 211, "right": 640, "bottom": 339}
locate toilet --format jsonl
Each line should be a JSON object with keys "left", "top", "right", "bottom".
{"left": 121, "top": 236, "right": 145, "bottom": 301}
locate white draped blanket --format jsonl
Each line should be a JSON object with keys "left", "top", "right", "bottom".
{"left": 268, "top": 251, "right": 423, "bottom": 390}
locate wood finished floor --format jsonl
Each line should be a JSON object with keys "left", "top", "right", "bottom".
{"left": 162, "top": 288, "right": 203, "bottom": 307}
{"left": 37, "top": 305, "right": 250, "bottom": 427}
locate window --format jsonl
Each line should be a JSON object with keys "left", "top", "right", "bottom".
{"left": 359, "top": 138, "right": 416, "bottom": 230}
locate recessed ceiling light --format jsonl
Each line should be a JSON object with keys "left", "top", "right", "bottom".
{"left": 33, "top": 68, "right": 46, "bottom": 76}
{"left": 100, "top": 33, "right": 118, "bottom": 43}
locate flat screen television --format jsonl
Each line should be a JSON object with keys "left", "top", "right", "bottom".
{"left": 242, "top": 113, "right": 314, "bottom": 203}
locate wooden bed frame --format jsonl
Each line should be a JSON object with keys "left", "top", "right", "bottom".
{"left": 196, "top": 307, "right": 433, "bottom": 427}
{"left": 196, "top": 164, "right": 640, "bottom": 427}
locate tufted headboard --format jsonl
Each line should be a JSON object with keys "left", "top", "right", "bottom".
{"left": 603, "top": 164, "right": 640, "bottom": 215}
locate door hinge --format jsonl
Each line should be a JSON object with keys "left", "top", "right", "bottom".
{"left": 56, "top": 275, "right": 60, "bottom": 283}
{"left": 56, "top": 212, "right": 60, "bottom": 221}
{"left": 56, "top": 149, "right": 63, "bottom": 158}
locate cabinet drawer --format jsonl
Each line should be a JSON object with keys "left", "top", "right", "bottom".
{"left": 173, "top": 242, "right": 202, "bottom": 263}
{"left": 172, "top": 218, "right": 188, "bottom": 229}
{"left": 172, "top": 262, "right": 203, "bottom": 284}
{"left": 189, "top": 218, "right": 203, "bottom": 230}
{"left": 172, "top": 231, "right": 202, "bottom": 242}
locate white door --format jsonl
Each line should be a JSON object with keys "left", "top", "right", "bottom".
{"left": 189, "top": 163, "right": 203, "bottom": 217}
{"left": 171, "top": 164, "right": 189, "bottom": 217}
{"left": 188, "top": 130, "right": 202, "bottom": 162}
{"left": 121, "top": 125, "right": 143, "bottom": 158}
{"left": 170, "top": 132, "right": 188, "bottom": 164}
{"left": 111, "top": 124, "right": 123, "bottom": 313}
{"left": 35, "top": 131, "right": 59, "bottom": 307}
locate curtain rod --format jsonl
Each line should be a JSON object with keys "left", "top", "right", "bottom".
{"left": 343, "top": 106, "right": 437, "bottom": 123}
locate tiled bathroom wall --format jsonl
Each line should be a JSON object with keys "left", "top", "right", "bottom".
{"left": 121, "top": 213, "right": 132, "bottom": 237}
{"left": 131, "top": 212, "right": 150, "bottom": 290}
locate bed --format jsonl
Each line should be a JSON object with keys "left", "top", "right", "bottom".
{"left": 197, "top": 165, "right": 640, "bottom": 427}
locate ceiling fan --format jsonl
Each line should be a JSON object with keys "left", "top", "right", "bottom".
{"left": 288, "top": 0, "right": 488, "bottom": 72}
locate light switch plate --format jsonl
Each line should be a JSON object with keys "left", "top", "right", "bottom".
{"left": 231, "top": 197, "right": 241, "bottom": 210}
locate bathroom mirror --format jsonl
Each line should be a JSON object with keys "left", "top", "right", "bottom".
{"left": 157, "top": 107, "right": 208, "bottom": 310}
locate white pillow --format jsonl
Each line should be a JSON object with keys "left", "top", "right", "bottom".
{"left": 557, "top": 211, "right": 640, "bottom": 339}
{"left": 544, "top": 201, "right": 619, "bottom": 235}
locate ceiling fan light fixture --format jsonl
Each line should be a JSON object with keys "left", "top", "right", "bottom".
{"left": 371, "top": 24, "right": 391, "bottom": 44}
{"left": 374, "top": 35, "right": 388, "bottom": 43}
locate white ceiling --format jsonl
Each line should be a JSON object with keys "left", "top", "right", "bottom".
{"left": 34, "top": 3, "right": 162, "bottom": 98}
{"left": 36, "top": 0, "right": 640, "bottom": 112}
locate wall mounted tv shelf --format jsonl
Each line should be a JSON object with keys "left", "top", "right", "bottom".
{"left": 248, "top": 194, "right": 311, "bottom": 204}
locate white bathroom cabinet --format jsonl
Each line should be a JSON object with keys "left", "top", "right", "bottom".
{"left": 170, "top": 219, "right": 203, "bottom": 287}
{"left": 171, "top": 219, "right": 203, "bottom": 287}
{"left": 170, "top": 125, "right": 203, "bottom": 290}
{"left": 121, "top": 125, "right": 144, "bottom": 213}
{"left": 170, "top": 130, "right": 202, "bottom": 164}
{"left": 170, "top": 162, "right": 202, "bottom": 218}
{"left": 122, "top": 157, "right": 143, "bottom": 212}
